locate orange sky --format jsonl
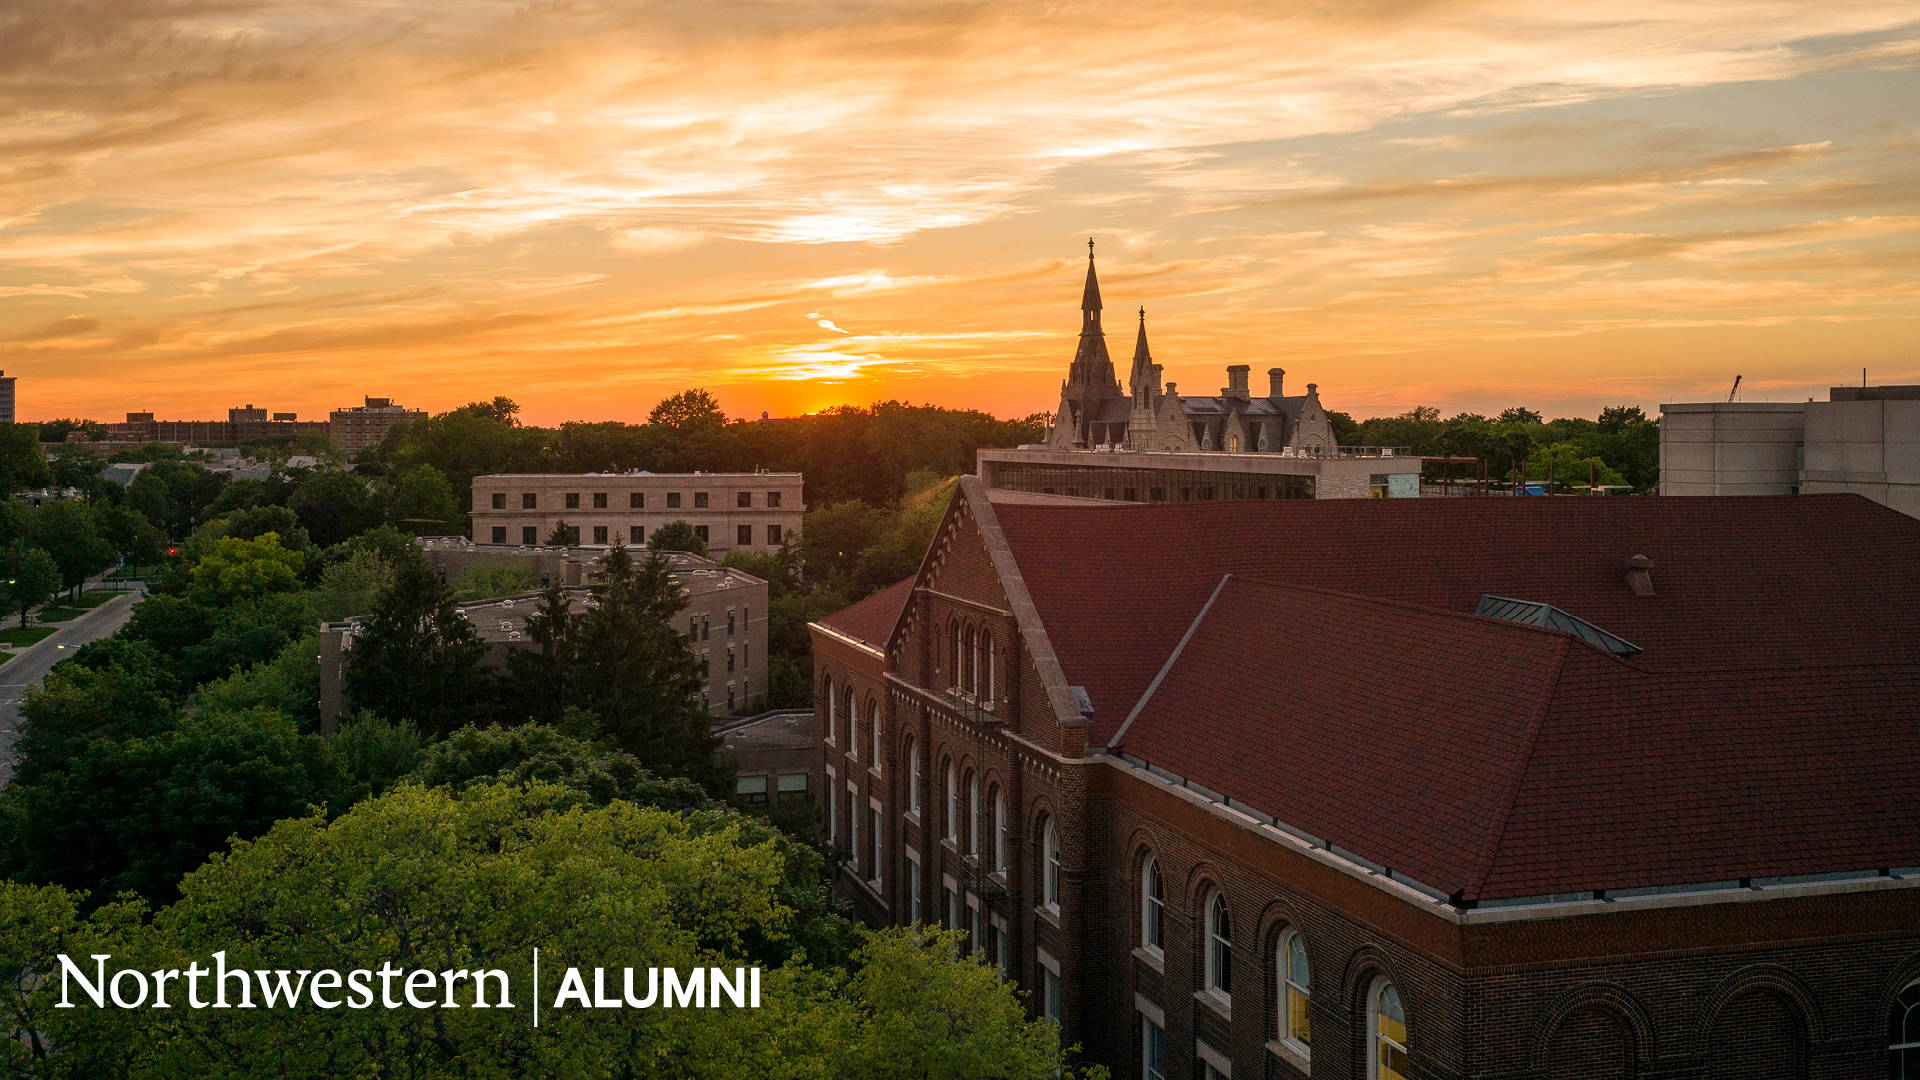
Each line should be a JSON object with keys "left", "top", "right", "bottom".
{"left": 3, "top": 1, "right": 1918, "bottom": 425}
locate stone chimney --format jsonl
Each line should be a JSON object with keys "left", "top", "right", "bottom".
{"left": 1269, "top": 368, "right": 1285, "bottom": 398}
{"left": 1223, "top": 365, "right": 1250, "bottom": 400}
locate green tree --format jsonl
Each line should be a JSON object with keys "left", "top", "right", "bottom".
{"left": 29, "top": 500, "right": 115, "bottom": 599}
{"left": 344, "top": 550, "right": 496, "bottom": 737}
{"left": 1598, "top": 404, "right": 1648, "bottom": 432}
{"left": 502, "top": 585, "right": 577, "bottom": 726}
{"left": 0, "top": 423, "right": 51, "bottom": 496}
{"left": 449, "top": 558, "right": 539, "bottom": 601}
{"left": 571, "top": 544, "right": 725, "bottom": 791}
{"left": 1, "top": 543, "right": 59, "bottom": 628}
{"left": 385, "top": 462, "right": 463, "bottom": 535}
{"left": 1496, "top": 406, "right": 1543, "bottom": 424}
{"left": 288, "top": 468, "right": 378, "bottom": 547}
{"left": 9, "top": 643, "right": 179, "bottom": 787}
{"left": 413, "top": 723, "right": 708, "bottom": 809}
{"left": 544, "top": 518, "right": 581, "bottom": 546}
{"left": 187, "top": 532, "right": 305, "bottom": 607}
{"left": 647, "top": 518, "right": 707, "bottom": 556}
{"left": 304, "top": 546, "right": 394, "bottom": 622}
{"left": 648, "top": 387, "right": 727, "bottom": 434}
{"left": 799, "top": 500, "right": 889, "bottom": 587}
{"left": 48, "top": 444, "right": 107, "bottom": 492}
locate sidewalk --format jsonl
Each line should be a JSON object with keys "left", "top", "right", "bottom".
{"left": 0, "top": 581, "right": 148, "bottom": 786}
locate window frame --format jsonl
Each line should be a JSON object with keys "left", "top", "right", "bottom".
{"left": 1041, "top": 818, "right": 1061, "bottom": 912}
{"left": 1368, "top": 977, "right": 1408, "bottom": 1080}
{"left": 1204, "top": 891, "right": 1232, "bottom": 1002}
{"left": 1140, "top": 854, "right": 1164, "bottom": 954}
{"left": 1278, "top": 928, "right": 1311, "bottom": 1052}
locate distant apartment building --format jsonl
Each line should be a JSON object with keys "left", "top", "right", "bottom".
{"left": 470, "top": 472, "right": 804, "bottom": 554}
{"left": 319, "top": 543, "right": 770, "bottom": 724}
{"left": 1661, "top": 384, "right": 1920, "bottom": 518}
{"left": 329, "top": 396, "right": 426, "bottom": 452}
{"left": 0, "top": 370, "right": 15, "bottom": 424}
{"left": 105, "top": 408, "right": 328, "bottom": 445}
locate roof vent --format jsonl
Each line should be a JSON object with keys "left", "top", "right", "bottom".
{"left": 1624, "top": 554, "right": 1654, "bottom": 597}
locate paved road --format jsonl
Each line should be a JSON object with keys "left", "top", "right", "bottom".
{"left": 0, "top": 586, "right": 146, "bottom": 786}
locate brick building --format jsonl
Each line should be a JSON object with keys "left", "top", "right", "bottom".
{"left": 329, "top": 396, "right": 426, "bottom": 452}
{"left": 469, "top": 471, "right": 803, "bottom": 555}
{"left": 808, "top": 478, "right": 1920, "bottom": 1079}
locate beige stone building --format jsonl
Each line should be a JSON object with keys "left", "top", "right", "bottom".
{"left": 470, "top": 471, "right": 804, "bottom": 553}
{"left": 1660, "top": 385, "right": 1920, "bottom": 518}
{"left": 330, "top": 396, "right": 426, "bottom": 452}
{"left": 318, "top": 544, "right": 770, "bottom": 726}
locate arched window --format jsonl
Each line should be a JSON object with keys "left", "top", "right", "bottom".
{"left": 980, "top": 629, "right": 995, "bottom": 701}
{"left": 944, "top": 759, "right": 958, "bottom": 842}
{"left": 991, "top": 787, "right": 1007, "bottom": 872}
{"left": 965, "top": 771, "right": 979, "bottom": 858}
{"left": 869, "top": 700, "right": 882, "bottom": 774}
{"left": 947, "top": 619, "right": 960, "bottom": 690}
{"left": 1279, "top": 929, "right": 1310, "bottom": 1049}
{"left": 906, "top": 736, "right": 921, "bottom": 816}
{"left": 1041, "top": 817, "right": 1060, "bottom": 910}
{"left": 823, "top": 676, "right": 836, "bottom": 744}
{"left": 1140, "top": 854, "right": 1163, "bottom": 952}
{"left": 962, "top": 624, "right": 977, "bottom": 696}
{"left": 1369, "top": 978, "right": 1408, "bottom": 1080}
{"left": 843, "top": 688, "right": 856, "bottom": 752}
{"left": 1204, "top": 892, "right": 1232, "bottom": 999}
{"left": 1892, "top": 982, "right": 1920, "bottom": 1076}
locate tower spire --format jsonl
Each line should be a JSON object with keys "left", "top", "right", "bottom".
{"left": 1081, "top": 237, "right": 1102, "bottom": 320}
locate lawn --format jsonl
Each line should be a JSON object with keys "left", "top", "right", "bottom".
{"left": 0, "top": 627, "right": 56, "bottom": 647}
{"left": 76, "top": 588, "right": 123, "bottom": 609}
{"left": 0, "top": 651, "right": 12, "bottom": 665}
{"left": 33, "top": 606, "right": 86, "bottom": 623}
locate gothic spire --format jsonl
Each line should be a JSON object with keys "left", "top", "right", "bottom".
{"left": 1081, "top": 237, "right": 1102, "bottom": 321}
{"left": 1133, "top": 305, "right": 1151, "bottom": 365}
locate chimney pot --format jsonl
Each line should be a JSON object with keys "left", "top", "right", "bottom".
{"left": 1269, "top": 368, "right": 1285, "bottom": 398}
{"left": 1624, "top": 554, "right": 1654, "bottom": 596}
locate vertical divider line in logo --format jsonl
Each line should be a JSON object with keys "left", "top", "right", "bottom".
{"left": 533, "top": 947, "right": 540, "bottom": 1028}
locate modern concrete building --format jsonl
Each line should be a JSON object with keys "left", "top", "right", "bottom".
{"left": 811, "top": 480, "right": 1920, "bottom": 1079}
{"left": 0, "top": 370, "right": 15, "bottom": 424}
{"left": 1661, "top": 385, "right": 1920, "bottom": 518}
{"left": 470, "top": 471, "right": 804, "bottom": 554}
{"left": 320, "top": 544, "right": 770, "bottom": 726}
{"left": 329, "top": 396, "right": 425, "bottom": 452}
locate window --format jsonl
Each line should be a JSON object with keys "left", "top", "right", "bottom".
{"left": 965, "top": 772, "right": 979, "bottom": 858}
{"left": 1141, "top": 855, "right": 1163, "bottom": 952}
{"left": 992, "top": 788, "right": 1007, "bottom": 872}
{"left": 726, "top": 644, "right": 734, "bottom": 673}
{"left": 521, "top": 526, "right": 537, "bottom": 545}
{"left": 945, "top": 761, "right": 959, "bottom": 842}
{"left": 824, "top": 677, "right": 836, "bottom": 744}
{"left": 947, "top": 619, "right": 960, "bottom": 688}
{"left": 1280, "top": 930, "right": 1311, "bottom": 1049}
{"left": 1042, "top": 819, "right": 1061, "bottom": 910}
{"left": 1142, "top": 1015, "right": 1167, "bottom": 1080}
{"left": 826, "top": 781, "right": 837, "bottom": 843}
{"left": 694, "top": 524, "right": 710, "bottom": 543}
{"left": 980, "top": 629, "right": 994, "bottom": 701}
{"left": 946, "top": 886, "right": 959, "bottom": 930}
{"left": 694, "top": 491, "right": 709, "bottom": 508}
{"left": 1039, "top": 963, "right": 1061, "bottom": 1023}
{"left": 970, "top": 903, "right": 983, "bottom": 955}
{"left": 1369, "top": 979, "right": 1408, "bottom": 1080}
{"left": 738, "top": 524, "right": 752, "bottom": 546}
{"left": 735, "top": 775, "right": 768, "bottom": 805}
{"left": 629, "top": 492, "right": 644, "bottom": 509}
{"left": 727, "top": 609, "right": 735, "bottom": 635}
{"left": 491, "top": 526, "right": 506, "bottom": 543}
{"left": 629, "top": 525, "right": 644, "bottom": 544}
{"left": 849, "top": 791, "right": 861, "bottom": 872}
{"left": 906, "top": 737, "right": 921, "bottom": 816}
{"left": 521, "top": 492, "right": 537, "bottom": 509}
{"left": 1205, "top": 892, "right": 1232, "bottom": 1000}
{"left": 767, "top": 524, "right": 782, "bottom": 545}
{"left": 868, "top": 808, "right": 882, "bottom": 888}
{"left": 703, "top": 615, "right": 711, "bottom": 641}
{"left": 737, "top": 491, "right": 752, "bottom": 508}
{"left": 667, "top": 492, "right": 681, "bottom": 509}
{"left": 907, "top": 858, "right": 922, "bottom": 923}
{"left": 565, "top": 492, "right": 580, "bottom": 509}
{"left": 768, "top": 491, "right": 782, "bottom": 508}
{"left": 1891, "top": 982, "right": 1920, "bottom": 1076}
{"left": 962, "top": 624, "right": 976, "bottom": 695}
{"left": 491, "top": 492, "right": 506, "bottom": 509}
{"left": 869, "top": 702, "right": 882, "bottom": 773}
{"left": 592, "top": 525, "right": 608, "bottom": 545}
{"left": 775, "top": 773, "right": 808, "bottom": 800}
{"left": 842, "top": 689, "right": 855, "bottom": 745}
{"left": 593, "top": 492, "right": 607, "bottom": 509}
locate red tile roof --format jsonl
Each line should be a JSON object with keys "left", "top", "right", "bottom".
{"left": 817, "top": 576, "right": 916, "bottom": 653}
{"left": 1115, "top": 577, "right": 1920, "bottom": 901}
{"left": 990, "top": 493, "right": 1920, "bottom": 900}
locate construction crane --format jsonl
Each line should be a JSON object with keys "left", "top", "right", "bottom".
{"left": 1727, "top": 374, "right": 1742, "bottom": 402}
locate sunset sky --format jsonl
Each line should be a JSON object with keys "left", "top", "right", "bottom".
{"left": 3, "top": 1, "right": 1917, "bottom": 426}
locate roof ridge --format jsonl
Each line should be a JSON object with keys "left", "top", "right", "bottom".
{"left": 1463, "top": 635, "right": 1572, "bottom": 903}
{"left": 1107, "top": 573, "right": 1233, "bottom": 750}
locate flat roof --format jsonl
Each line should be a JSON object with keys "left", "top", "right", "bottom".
{"left": 472, "top": 471, "right": 803, "bottom": 480}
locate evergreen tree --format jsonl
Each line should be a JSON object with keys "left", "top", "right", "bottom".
{"left": 503, "top": 584, "right": 576, "bottom": 726}
{"left": 343, "top": 551, "right": 495, "bottom": 737}
{"left": 571, "top": 544, "right": 725, "bottom": 792}
{"left": 645, "top": 518, "right": 706, "bottom": 556}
